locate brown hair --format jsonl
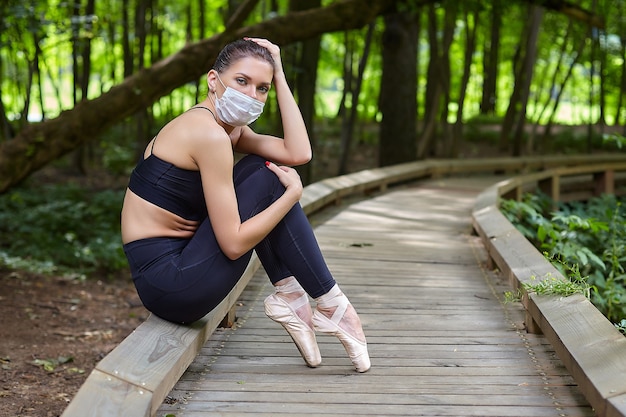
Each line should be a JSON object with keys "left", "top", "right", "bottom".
{"left": 213, "top": 39, "right": 274, "bottom": 73}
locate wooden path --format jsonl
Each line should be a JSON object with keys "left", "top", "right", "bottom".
{"left": 157, "top": 177, "right": 595, "bottom": 417}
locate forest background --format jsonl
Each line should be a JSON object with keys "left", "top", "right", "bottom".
{"left": 1, "top": 0, "right": 626, "bottom": 414}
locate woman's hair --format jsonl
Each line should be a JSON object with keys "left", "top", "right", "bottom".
{"left": 213, "top": 39, "right": 275, "bottom": 73}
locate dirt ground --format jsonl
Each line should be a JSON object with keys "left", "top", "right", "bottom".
{"left": 0, "top": 268, "right": 148, "bottom": 417}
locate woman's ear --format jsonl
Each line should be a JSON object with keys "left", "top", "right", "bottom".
{"left": 206, "top": 70, "right": 217, "bottom": 93}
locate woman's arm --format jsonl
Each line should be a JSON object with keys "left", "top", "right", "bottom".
{"left": 233, "top": 38, "right": 312, "bottom": 166}
{"left": 194, "top": 129, "right": 303, "bottom": 260}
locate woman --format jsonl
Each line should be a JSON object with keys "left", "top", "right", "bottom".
{"left": 121, "top": 38, "right": 370, "bottom": 373}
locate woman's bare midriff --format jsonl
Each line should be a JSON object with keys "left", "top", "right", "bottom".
{"left": 120, "top": 189, "right": 200, "bottom": 244}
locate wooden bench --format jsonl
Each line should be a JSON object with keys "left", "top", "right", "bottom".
{"left": 472, "top": 162, "right": 626, "bottom": 417}
{"left": 62, "top": 154, "right": 626, "bottom": 417}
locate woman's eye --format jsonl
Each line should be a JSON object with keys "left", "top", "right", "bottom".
{"left": 258, "top": 86, "right": 269, "bottom": 94}
{"left": 236, "top": 78, "right": 247, "bottom": 85}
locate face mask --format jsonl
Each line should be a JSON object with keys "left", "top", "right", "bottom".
{"left": 214, "top": 75, "right": 265, "bottom": 126}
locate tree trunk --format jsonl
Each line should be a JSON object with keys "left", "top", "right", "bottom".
{"left": 417, "top": 3, "right": 456, "bottom": 159}
{"left": 71, "top": 0, "right": 96, "bottom": 175}
{"left": 336, "top": 32, "right": 353, "bottom": 120}
{"left": 0, "top": 0, "right": 399, "bottom": 193}
{"left": 435, "top": 2, "right": 456, "bottom": 157}
{"left": 194, "top": 0, "right": 208, "bottom": 104}
{"left": 379, "top": 10, "right": 419, "bottom": 167}
{"left": 499, "top": 40, "right": 522, "bottom": 152}
{"left": 596, "top": 0, "right": 606, "bottom": 129}
{"left": 499, "top": 4, "right": 542, "bottom": 156}
{"left": 338, "top": 22, "right": 374, "bottom": 175}
{"left": 480, "top": 0, "right": 500, "bottom": 115}
{"left": 122, "top": 0, "right": 133, "bottom": 78}
{"left": 291, "top": 0, "right": 321, "bottom": 184}
{"left": 451, "top": 7, "right": 478, "bottom": 157}
{"left": 21, "top": 51, "right": 35, "bottom": 128}
{"left": 528, "top": 19, "right": 573, "bottom": 153}
{"left": 0, "top": 60, "right": 14, "bottom": 140}
{"left": 587, "top": 0, "right": 598, "bottom": 152}
{"left": 510, "top": 5, "right": 543, "bottom": 156}
{"left": 71, "top": 0, "right": 85, "bottom": 174}
{"left": 422, "top": 5, "right": 438, "bottom": 126}
{"left": 616, "top": 27, "right": 625, "bottom": 127}
{"left": 614, "top": 0, "right": 625, "bottom": 130}
{"left": 540, "top": 44, "right": 582, "bottom": 146}
{"left": 617, "top": 36, "right": 626, "bottom": 129}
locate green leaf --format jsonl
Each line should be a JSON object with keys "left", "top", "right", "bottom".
{"left": 31, "top": 356, "right": 74, "bottom": 372}
{"left": 537, "top": 225, "right": 547, "bottom": 243}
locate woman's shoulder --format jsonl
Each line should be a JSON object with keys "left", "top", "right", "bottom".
{"left": 180, "top": 112, "right": 234, "bottom": 166}
{"left": 168, "top": 109, "right": 228, "bottom": 145}
{"left": 148, "top": 111, "right": 230, "bottom": 170}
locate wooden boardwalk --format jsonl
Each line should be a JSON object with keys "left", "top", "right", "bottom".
{"left": 157, "top": 177, "right": 595, "bottom": 417}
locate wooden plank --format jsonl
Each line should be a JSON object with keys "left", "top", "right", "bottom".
{"left": 528, "top": 293, "right": 626, "bottom": 417}
{"left": 172, "top": 379, "right": 585, "bottom": 395}
{"left": 179, "top": 390, "right": 586, "bottom": 408}
{"left": 61, "top": 369, "right": 153, "bottom": 417}
{"left": 609, "top": 394, "right": 626, "bottom": 417}
{"left": 159, "top": 405, "right": 592, "bottom": 417}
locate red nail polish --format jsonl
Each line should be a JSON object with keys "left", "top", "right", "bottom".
{"left": 265, "top": 161, "right": 270, "bottom": 167}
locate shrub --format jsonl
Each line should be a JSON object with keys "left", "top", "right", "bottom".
{"left": 0, "top": 184, "right": 127, "bottom": 278}
{"left": 501, "top": 192, "right": 626, "bottom": 330}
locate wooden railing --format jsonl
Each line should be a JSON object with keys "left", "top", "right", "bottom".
{"left": 472, "top": 162, "right": 626, "bottom": 417}
{"left": 62, "top": 153, "right": 626, "bottom": 417}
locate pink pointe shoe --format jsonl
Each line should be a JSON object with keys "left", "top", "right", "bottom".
{"left": 313, "top": 285, "right": 371, "bottom": 373}
{"left": 264, "top": 289, "right": 322, "bottom": 368}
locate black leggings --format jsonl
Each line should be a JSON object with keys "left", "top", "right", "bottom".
{"left": 123, "top": 155, "right": 336, "bottom": 324}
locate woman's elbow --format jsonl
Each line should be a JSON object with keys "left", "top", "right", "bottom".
{"left": 290, "top": 151, "right": 312, "bottom": 166}
{"left": 219, "top": 241, "right": 249, "bottom": 261}
{"left": 223, "top": 246, "right": 248, "bottom": 261}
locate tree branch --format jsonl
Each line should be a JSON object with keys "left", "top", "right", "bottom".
{"left": 529, "top": 0, "right": 604, "bottom": 29}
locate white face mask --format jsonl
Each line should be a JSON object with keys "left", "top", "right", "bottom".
{"left": 214, "top": 75, "right": 265, "bottom": 126}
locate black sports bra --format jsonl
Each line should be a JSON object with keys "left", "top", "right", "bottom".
{"left": 128, "top": 153, "right": 206, "bottom": 221}
{"left": 127, "top": 107, "right": 215, "bottom": 221}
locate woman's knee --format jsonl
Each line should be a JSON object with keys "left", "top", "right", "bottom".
{"left": 235, "top": 156, "right": 283, "bottom": 194}
{"left": 233, "top": 154, "right": 266, "bottom": 184}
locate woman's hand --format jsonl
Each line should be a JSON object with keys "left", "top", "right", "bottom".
{"left": 235, "top": 37, "right": 312, "bottom": 167}
{"left": 265, "top": 161, "right": 303, "bottom": 200}
{"left": 245, "top": 37, "right": 284, "bottom": 76}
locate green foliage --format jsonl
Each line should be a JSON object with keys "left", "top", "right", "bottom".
{"left": 603, "top": 133, "right": 626, "bottom": 150}
{"left": 501, "top": 193, "right": 626, "bottom": 326}
{"left": 524, "top": 256, "right": 591, "bottom": 299}
{"left": 0, "top": 183, "right": 127, "bottom": 277}
{"left": 31, "top": 355, "right": 74, "bottom": 372}
{"left": 524, "top": 272, "right": 590, "bottom": 298}
{"left": 500, "top": 192, "right": 553, "bottom": 244}
{"left": 503, "top": 254, "right": 591, "bottom": 303}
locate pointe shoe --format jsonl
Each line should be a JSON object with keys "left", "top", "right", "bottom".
{"left": 264, "top": 292, "right": 322, "bottom": 367}
{"left": 313, "top": 285, "right": 371, "bottom": 373}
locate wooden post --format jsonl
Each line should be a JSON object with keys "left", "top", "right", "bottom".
{"left": 538, "top": 175, "right": 559, "bottom": 211}
{"left": 525, "top": 310, "right": 542, "bottom": 335}
{"left": 593, "top": 169, "right": 614, "bottom": 196}
{"left": 219, "top": 307, "right": 237, "bottom": 328}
